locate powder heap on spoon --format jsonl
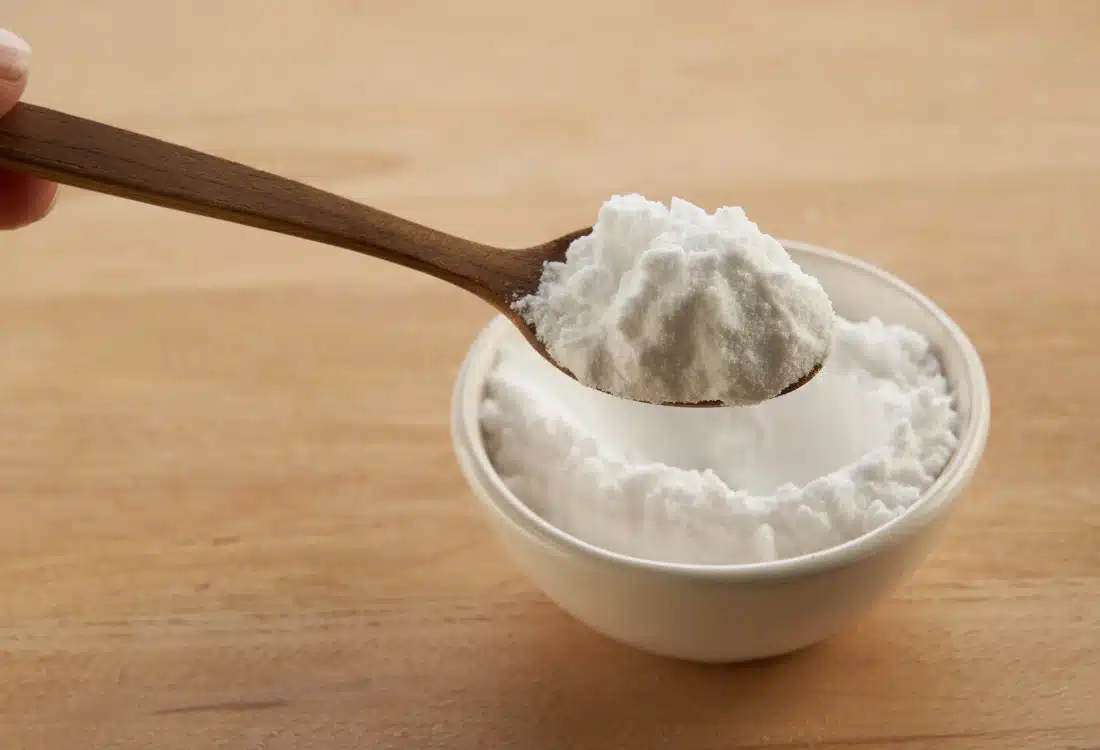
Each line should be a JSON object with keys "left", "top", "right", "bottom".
{"left": 514, "top": 195, "right": 835, "bottom": 406}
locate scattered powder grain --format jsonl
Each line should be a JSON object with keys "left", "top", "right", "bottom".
{"left": 479, "top": 317, "right": 959, "bottom": 565}
{"left": 513, "top": 194, "right": 835, "bottom": 405}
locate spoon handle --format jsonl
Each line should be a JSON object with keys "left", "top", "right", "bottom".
{"left": 0, "top": 103, "right": 497, "bottom": 294}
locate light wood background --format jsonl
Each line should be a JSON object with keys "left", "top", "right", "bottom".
{"left": 2, "top": 1, "right": 1098, "bottom": 748}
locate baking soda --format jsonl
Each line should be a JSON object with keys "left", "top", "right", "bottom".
{"left": 479, "top": 317, "right": 959, "bottom": 565}
{"left": 513, "top": 195, "right": 835, "bottom": 405}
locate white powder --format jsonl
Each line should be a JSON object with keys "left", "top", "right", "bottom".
{"left": 479, "top": 317, "right": 959, "bottom": 565}
{"left": 514, "top": 195, "right": 835, "bottom": 405}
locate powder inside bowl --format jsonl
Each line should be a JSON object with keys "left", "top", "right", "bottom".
{"left": 513, "top": 194, "right": 834, "bottom": 406}
{"left": 479, "top": 317, "right": 959, "bottom": 565}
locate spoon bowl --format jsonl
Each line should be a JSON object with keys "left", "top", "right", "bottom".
{"left": 0, "top": 103, "right": 821, "bottom": 405}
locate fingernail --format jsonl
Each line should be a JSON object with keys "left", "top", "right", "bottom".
{"left": 0, "top": 29, "right": 32, "bottom": 82}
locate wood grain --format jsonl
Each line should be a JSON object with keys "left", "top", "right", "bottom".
{"left": 1, "top": 1, "right": 1098, "bottom": 748}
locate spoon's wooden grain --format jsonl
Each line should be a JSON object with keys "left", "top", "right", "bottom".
{"left": 0, "top": 102, "right": 818, "bottom": 405}
{"left": 0, "top": 103, "right": 574, "bottom": 303}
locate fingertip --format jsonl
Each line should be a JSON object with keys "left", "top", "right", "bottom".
{"left": 0, "top": 30, "right": 46, "bottom": 230}
{"left": 0, "top": 170, "right": 57, "bottom": 229}
{"left": 0, "top": 28, "right": 31, "bottom": 79}
{"left": 0, "top": 29, "right": 30, "bottom": 109}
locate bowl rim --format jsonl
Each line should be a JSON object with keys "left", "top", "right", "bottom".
{"left": 451, "top": 239, "right": 991, "bottom": 581}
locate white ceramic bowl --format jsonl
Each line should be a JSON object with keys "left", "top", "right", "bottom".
{"left": 451, "top": 240, "right": 990, "bottom": 663}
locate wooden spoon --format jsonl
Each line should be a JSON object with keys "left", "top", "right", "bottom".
{"left": 0, "top": 102, "right": 820, "bottom": 405}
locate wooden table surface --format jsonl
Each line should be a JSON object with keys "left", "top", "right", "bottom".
{"left": 2, "top": 1, "right": 1098, "bottom": 748}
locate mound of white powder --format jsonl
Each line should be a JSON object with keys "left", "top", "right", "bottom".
{"left": 513, "top": 195, "right": 835, "bottom": 405}
{"left": 479, "top": 317, "right": 959, "bottom": 565}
